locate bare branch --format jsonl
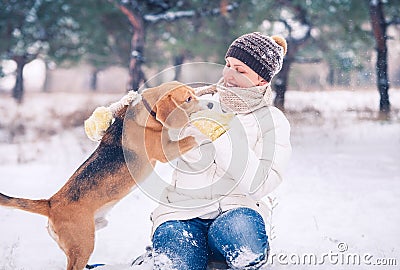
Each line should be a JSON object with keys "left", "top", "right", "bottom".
{"left": 143, "top": 2, "right": 239, "bottom": 23}
{"left": 275, "top": 2, "right": 311, "bottom": 44}
{"left": 294, "top": 57, "right": 322, "bottom": 64}
{"left": 279, "top": 19, "right": 292, "bottom": 36}
{"left": 144, "top": 10, "right": 195, "bottom": 22}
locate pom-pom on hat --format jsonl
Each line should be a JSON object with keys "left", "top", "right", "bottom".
{"left": 225, "top": 32, "right": 287, "bottom": 82}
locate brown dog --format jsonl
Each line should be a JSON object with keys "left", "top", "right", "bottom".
{"left": 0, "top": 81, "right": 202, "bottom": 270}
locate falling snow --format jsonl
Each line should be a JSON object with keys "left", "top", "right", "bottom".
{"left": 0, "top": 89, "right": 399, "bottom": 269}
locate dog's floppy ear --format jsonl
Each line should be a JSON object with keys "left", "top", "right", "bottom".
{"left": 155, "top": 93, "right": 189, "bottom": 129}
{"left": 155, "top": 94, "right": 177, "bottom": 127}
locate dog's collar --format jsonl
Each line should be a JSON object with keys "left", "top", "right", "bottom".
{"left": 142, "top": 97, "right": 157, "bottom": 119}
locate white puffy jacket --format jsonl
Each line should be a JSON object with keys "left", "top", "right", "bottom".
{"left": 150, "top": 95, "right": 292, "bottom": 236}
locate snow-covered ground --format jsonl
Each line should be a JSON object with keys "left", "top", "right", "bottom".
{"left": 0, "top": 89, "right": 399, "bottom": 269}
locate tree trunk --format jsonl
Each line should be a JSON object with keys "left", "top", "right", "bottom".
{"left": 12, "top": 55, "right": 27, "bottom": 104}
{"left": 369, "top": 0, "right": 390, "bottom": 117}
{"left": 117, "top": 5, "right": 146, "bottom": 91}
{"left": 113, "top": 4, "right": 146, "bottom": 91}
{"left": 273, "top": 58, "right": 290, "bottom": 111}
{"left": 273, "top": 38, "right": 297, "bottom": 111}
{"left": 173, "top": 53, "right": 185, "bottom": 81}
{"left": 42, "top": 65, "right": 51, "bottom": 92}
{"left": 90, "top": 69, "right": 99, "bottom": 91}
{"left": 271, "top": 1, "right": 311, "bottom": 111}
{"left": 327, "top": 65, "right": 335, "bottom": 86}
{"left": 128, "top": 21, "right": 145, "bottom": 91}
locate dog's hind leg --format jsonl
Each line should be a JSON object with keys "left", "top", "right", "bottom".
{"left": 55, "top": 219, "right": 95, "bottom": 270}
{"left": 66, "top": 228, "right": 95, "bottom": 270}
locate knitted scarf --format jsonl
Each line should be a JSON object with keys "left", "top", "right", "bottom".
{"left": 196, "top": 78, "right": 273, "bottom": 114}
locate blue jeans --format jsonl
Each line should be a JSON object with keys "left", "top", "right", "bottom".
{"left": 152, "top": 207, "right": 269, "bottom": 270}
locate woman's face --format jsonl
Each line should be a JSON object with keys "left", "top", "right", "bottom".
{"left": 223, "top": 57, "right": 268, "bottom": 88}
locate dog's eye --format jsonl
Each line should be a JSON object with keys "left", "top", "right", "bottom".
{"left": 186, "top": 96, "right": 192, "bottom": 103}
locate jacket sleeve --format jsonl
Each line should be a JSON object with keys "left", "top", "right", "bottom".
{"left": 213, "top": 107, "right": 292, "bottom": 199}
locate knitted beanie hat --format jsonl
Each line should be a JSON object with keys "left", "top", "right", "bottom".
{"left": 225, "top": 32, "right": 287, "bottom": 82}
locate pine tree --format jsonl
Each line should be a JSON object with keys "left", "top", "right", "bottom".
{"left": 108, "top": 0, "right": 239, "bottom": 91}
{"left": 0, "top": 1, "right": 85, "bottom": 102}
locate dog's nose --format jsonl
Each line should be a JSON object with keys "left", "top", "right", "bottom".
{"left": 199, "top": 100, "right": 213, "bottom": 111}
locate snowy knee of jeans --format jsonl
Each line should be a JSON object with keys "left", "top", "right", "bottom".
{"left": 152, "top": 251, "right": 179, "bottom": 270}
{"left": 223, "top": 208, "right": 265, "bottom": 236}
{"left": 153, "top": 246, "right": 201, "bottom": 270}
{"left": 225, "top": 246, "right": 267, "bottom": 270}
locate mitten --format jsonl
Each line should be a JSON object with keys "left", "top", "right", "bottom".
{"left": 190, "top": 110, "right": 234, "bottom": 141}
{"left": 84, "top": 91, "right": 141, "bottom": 142}
{"left": 84, "top": 106, "right": 113, "bottom": 142}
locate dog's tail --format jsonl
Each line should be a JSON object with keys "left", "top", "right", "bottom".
{"left": 0, "top": 192, "right": 49, "bottom": 217}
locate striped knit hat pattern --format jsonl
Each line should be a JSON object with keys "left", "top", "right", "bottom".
{"left": 225, "top": 32, "right": 287, "bottom": 82}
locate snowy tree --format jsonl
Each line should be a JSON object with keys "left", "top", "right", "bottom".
{"left": 108, "top": 0, "right": 238, "bottom": 91}
{"left": 74, "top": 1, "right": 131, "bottom": 91}
{"left": 264, "top": 0, "right": 399, "bottom": 112}
{"left": 0, "top": 0, "right": 85, "bottom": 103}
{"left": 251, "top": 0, "right": 374, "bottom": 110}
{"left": 0, "top": 0, "right": 132, "bottom": 98}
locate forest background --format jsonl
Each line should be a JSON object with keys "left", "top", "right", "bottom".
{"left": 0, "top": 1, "right": 399, "bottom": 269}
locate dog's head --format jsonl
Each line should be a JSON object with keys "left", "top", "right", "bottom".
{"left": 153, "top": 81, "right": 202, "bottom": 129}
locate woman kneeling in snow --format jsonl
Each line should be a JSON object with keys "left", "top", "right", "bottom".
{"left": 150, "top": 32, "right": 292, "bottom": 270}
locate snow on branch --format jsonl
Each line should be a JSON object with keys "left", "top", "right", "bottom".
{"left": 144, "top": 10, "right": 195, "bottom": 22}
{"left": 144, "top": 3, "right": 238, "bottom": 23}
{"left": 294, "top": 57, "right": 322, "bottom": 64}
{"left": 369, "top": 0, "right": 380, "bottom": 6}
